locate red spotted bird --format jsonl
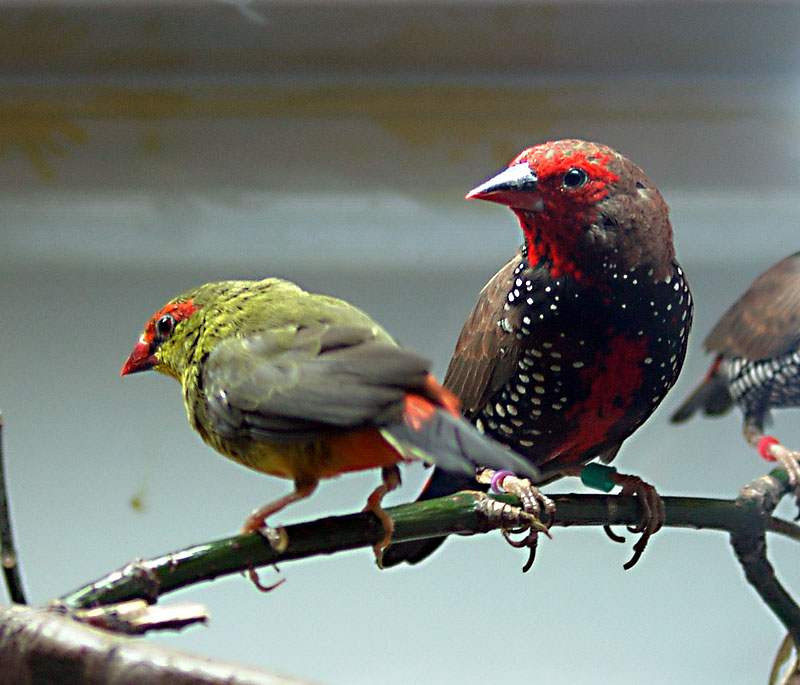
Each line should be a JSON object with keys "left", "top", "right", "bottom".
{"left": 384, "top": 139, "right": 693, "bottom": 569}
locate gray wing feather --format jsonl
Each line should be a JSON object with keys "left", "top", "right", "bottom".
{"left": 704, "top": 252, "right": 800, "bottom": 360}
{"left": 204, "top": 325, "right": 431, "bottom": 443}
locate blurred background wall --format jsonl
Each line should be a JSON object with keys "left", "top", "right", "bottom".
{"left": 1, "top": 2, "right": 799, "bottom": 682}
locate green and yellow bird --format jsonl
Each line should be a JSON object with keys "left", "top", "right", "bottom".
{"left": 121, "top": 278, "right": 537, "bottom": 560}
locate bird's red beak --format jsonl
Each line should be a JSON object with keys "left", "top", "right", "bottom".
{"left": 121, "top": 339, "right": 157, "bottom": 376}
{"left": 466, "top": 162, "right": 543, "bottom": 212}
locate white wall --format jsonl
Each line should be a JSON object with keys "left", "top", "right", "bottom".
{"left": 2, "top": 3, "right": 800, "bottom": 683}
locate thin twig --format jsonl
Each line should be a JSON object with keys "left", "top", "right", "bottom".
{"left": 770, "top": 517, "right": 800, "bottom": 543}
{"left": 0, "top": 412, "right": 26, "bottom": 605}
{"left": 58, "top": 598, "right": 209, "bottom": 635}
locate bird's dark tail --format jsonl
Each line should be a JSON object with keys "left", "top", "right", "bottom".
{"left": 379, "top": 401, "right": 537, "bottom": 567}
{"left": 381, "top": 398, "right": 538, "bottom": 479}
{"left": 381, "top": 466, "right": 480, "bottom": 567}
{"left": 670, "top": 355, "right": 734, "bottom": 423}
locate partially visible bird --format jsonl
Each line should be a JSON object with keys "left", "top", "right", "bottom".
{"left": 384, "top": 139, "right": 693, "bottom": 569}
{"left": 121, "top": 278, "right": 538, "bottom": 569}
{"left": 671, "top": 251, "right": 800, "bottom": 499}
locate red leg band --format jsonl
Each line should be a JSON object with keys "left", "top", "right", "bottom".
{"left": 757, "top": 435, "right": 780, "bottom": 462}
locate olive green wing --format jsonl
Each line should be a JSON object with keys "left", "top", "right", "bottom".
{"left": 203, "top": 324, "right": 431, "bottom": 444}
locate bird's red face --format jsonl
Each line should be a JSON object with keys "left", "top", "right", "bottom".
{"left": 467, "top": 140, "right": 629, "bottom": 282}
{"left": 467, "top": 139, "right": 620, "bottom": 217}
{"left": 121, "top": 299, "right": 198, "bottom": 376}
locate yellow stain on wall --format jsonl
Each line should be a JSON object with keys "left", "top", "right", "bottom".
{"left": 0, "top": 82, "right": 769, "bottom": 181}
{"left": 92, "top": 90, "right": 194, "bottom": 119}
{"left": 0, "top": 104, "right": 87, "bottom": 181}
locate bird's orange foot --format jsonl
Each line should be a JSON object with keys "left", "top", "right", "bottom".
{"left": 238, "top": 483, "right": 317, "bottom": 592}
{"left": 757, "top": 436, "right": 800, "bottom": 516}
{"left": 477, "top": 468, "right": 554, "bottom": 572}
{"left": 364, "top": 465, "right": 402, "bottom": 567}
{"left": 582, "top": 464, "right": 664, "bottom": 569}
{"left": 241, "top": 505, "right": 291, "bottom": 593}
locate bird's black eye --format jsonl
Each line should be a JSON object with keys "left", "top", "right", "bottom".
{"left": 562, "top": 167, "right": 589, "bottom": 189}
{"left": 155, "top": 314, "right": 175, "bottom": 340}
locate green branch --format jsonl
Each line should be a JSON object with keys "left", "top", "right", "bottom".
{"left": 59, "top": 487, "right": 800, "bottom": 613}
{"left": 732, "top": 468, "right": 800, "bottom": 647}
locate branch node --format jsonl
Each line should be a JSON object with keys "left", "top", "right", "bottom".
{"left": 261, "top": 526, "right": 289, "bottom": 552}
{"left": 731, "top": 469, "right": 800, "bottom": 649}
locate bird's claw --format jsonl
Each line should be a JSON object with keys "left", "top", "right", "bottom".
{"left": 604, "top": 472, "right": 665, "bottom": 569}
{"left": 245, "top": 566, "right": 285, "bottom": 593}
{"left": 758, "top": 437, "right": 800, "bottom": 516}
{"left": 476, "top": 468, "right": 553, "bottom": 572}
{"left": 602, "top": 525, "right": 626, "bottom": 544}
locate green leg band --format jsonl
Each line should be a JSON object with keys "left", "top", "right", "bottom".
{"left": 581, "top": 463, "right": 618, "bottom": 493}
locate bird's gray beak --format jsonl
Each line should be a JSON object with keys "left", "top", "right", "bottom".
{"left": 465, "top": 162, "right": 543, "bottom": 211}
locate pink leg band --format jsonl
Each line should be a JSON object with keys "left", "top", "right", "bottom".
{"left": 490, "top": 470, "right": 515, "bottom": 493}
